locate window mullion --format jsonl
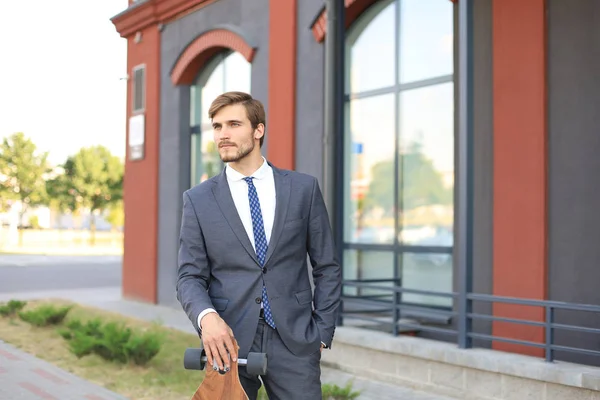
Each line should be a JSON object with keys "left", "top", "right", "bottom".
{"left": 394, "top": 0, "right": 403, "bottom": 316}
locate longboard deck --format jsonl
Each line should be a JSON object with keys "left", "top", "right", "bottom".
{"left": 191, "top": 362, "right": 249, "bottom": 400}
{"left": 190, "top": 339, "right": 249, "bottom": 400}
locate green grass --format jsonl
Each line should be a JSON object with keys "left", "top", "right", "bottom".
{"left": 0, "top": 299, "right": 202, "bottom": 400}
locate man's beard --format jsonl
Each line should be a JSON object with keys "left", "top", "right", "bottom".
{"left": 219, "top": 140, "right": 254, "bottom": 163}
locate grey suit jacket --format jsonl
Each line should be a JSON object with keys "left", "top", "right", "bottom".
{"left": 176, "top": 163, "right": 342, "bottom": 358}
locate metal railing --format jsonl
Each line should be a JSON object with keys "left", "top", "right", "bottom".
{"left": 338, "top": 278, "right": 600, "bottom": 363}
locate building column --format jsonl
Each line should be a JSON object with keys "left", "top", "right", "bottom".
{"left": 267, "top": 0, "right": 297, "bottom": 170}
{"left": 122, "top": 25, "right": 161, "bottom": 304}
{"left": 492, "top": 0, "right": 547, "bottom": 356}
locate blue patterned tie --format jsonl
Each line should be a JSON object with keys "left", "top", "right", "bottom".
{"left": 243, "top": 177, "right": 276, "bottom": 329}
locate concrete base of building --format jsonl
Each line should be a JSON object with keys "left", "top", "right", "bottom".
{"left": 322, "top": 326, "right": 600, "bottom": 400}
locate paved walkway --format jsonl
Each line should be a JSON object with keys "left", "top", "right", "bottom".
{"left": 0, "top": 340, "right": 128, "bottom": 400}
{"left": 0, "top": 287, "right": 459, "bottom": 400}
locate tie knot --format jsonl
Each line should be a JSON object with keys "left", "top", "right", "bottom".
{"left": 243, "top": 177, "right": 254, "bottom": 185}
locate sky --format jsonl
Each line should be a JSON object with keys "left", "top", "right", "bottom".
{"left": 0, "top": 0, "right": 129, "bottom": 166}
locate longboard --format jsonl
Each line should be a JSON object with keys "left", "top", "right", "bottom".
{"left": 185, "top": 340, "right": 267, "bottom": 400}
{"left": 190, "top": 357, "right": 248, "bottom": 400}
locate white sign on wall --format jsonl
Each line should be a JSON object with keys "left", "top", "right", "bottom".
{"left": 128, "top": 114, "right": 145, "bottom": 161}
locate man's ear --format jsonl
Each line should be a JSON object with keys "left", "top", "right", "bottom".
{"left": 254, "top": 123, "right": 265, "bottom": 140}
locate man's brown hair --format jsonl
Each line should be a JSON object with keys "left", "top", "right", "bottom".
{"left": 208, "top": 91, "right": 266, "bottom": 147}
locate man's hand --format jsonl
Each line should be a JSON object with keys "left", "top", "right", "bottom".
{"left": 200, "top": 313, "right": 237, "bottom": 371}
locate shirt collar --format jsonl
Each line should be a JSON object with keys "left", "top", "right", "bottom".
{"left": 226, "top": 157, "right": 269, "bottom": 182}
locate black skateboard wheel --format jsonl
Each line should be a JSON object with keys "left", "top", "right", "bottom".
{"left": 246, "top": 352, "right": 267, "bottom": 375}
{"left": 183, "top": 348, "right": 206, "bottom": 370}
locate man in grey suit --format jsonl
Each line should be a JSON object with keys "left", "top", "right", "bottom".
{"left": 176, "top": 91, "right": 342, "bottom": 399}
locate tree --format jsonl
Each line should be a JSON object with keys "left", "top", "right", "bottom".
{"left": 47, "top": 146, "right": 123, "bottom": 245}
{"left": 46, "top": 167, "right": 72, "bottom": 208}
{"left": 105, "top": 199, "right": 124, "bottom": 231}
{"left": 362, "top": 159, "right": 395, "bottom": 216}
{"left": 400, "top": 142, "right": 453, "bottom": 211}
{"left": 0, "top": 132, "right": 51, "bottom": 245}
{"left": 46, "top": 167, "right": 77, "bottom": 229}
{"left": 362, "top": 141, "right": 452, "bottom": 217}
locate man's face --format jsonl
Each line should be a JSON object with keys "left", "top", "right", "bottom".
{"left": 212, "top": 104, "right": 261, "bottom": 163}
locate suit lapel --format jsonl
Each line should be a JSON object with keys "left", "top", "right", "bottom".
{"left": 211, "top": 169, "right": 260, "bottom": 266}
{"left": 264, "top": 165, "right": 290, "bottom": 266}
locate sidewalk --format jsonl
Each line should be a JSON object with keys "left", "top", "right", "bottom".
{"left": 0, "top": 287, "right": 459, "bottom": 400}
{"left": 0, "top": 340, "right": 128, "bottom": 400}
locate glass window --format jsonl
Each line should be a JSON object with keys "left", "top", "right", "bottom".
{"left": 344, "top": 250, "right": 395, "bottom": 298}
{"left": 399, "top": 83, "right": 454, "bottom": 246}
{"left": 346, "top": 0, "right": 396, "bottom": 94}
{"left": 400, "top": 252, "right": 452, "bottom": 307}
{"left": 343, "top": 0, "right": 454, "bottom": 309}
{"left": 343, "top": 94, "right": 395, "bottom": 245}
{"left": 190, "top": 52, "right": 251, "bottom": 187}
{"left": 399, "top": 0, "right": 454, "bottom": 84}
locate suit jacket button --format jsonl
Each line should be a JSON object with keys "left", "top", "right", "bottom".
{"left": 255, "top": 297, "right": 261, "bottom": 304}
{"left": 262, "top": 267, "right": 267, "bottom": 274}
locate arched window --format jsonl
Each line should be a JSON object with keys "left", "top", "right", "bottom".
{"left": 189, "top": 51, "right": 251, "bottom": 186}
{"left": 343, "top": 0, "right": 454, "bottom": 307}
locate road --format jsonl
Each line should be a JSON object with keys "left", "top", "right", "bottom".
{"left": 0, "top": 254, "right": 122, "bottom": 302}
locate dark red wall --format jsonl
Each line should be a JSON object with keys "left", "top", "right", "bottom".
{"left": 267, "top": 0, "right": 297, "bottom": 170}
{"left": 122, "top": 26, "right": 161, "bottom": 303}
{"left": 492, "top": 0, "right": 547, "bottom": 357}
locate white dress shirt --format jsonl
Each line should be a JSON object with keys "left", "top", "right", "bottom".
{"left": 197, "top": 157, "right": 276, "bottom": 327}
{"left": 225, "top": 157, "right": 276, "bottom": 252}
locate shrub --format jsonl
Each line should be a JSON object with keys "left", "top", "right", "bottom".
{"left": 60, "top": 318, "right": 104, "bottom": 339}
{"left": 18, "top": 304, "right": 72, "bottom": 326}
{"left": 61, "top": 317, "right": 164, "bottom": 366}
{"left": 125, "top": 329, "right": 164, "bottom": 366}
{"left": 65, "top": 329, "right": 98, "bottom": 358}
{"left": 322, "top": 382, "right": 361, "bottom": 400}
{"left": 0, "top": 300, "right": 27, "bottom": 317}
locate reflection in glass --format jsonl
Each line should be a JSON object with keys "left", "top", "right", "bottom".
{"left": 399, "top": 0, "right": 454, "bottom": 84}
{"left": 343, "top": 94, "right": 395, "bottom": 244}
{"left": 346, "top": 0, "right": 396, "bottom": 94}
{"left": 399, "top": 83, "right": 454, "bottom": 246}
{"left": 344, "top": 250, "right": 394, "bottom": 297}
{"left": 190, "top": 52, "right": 251, "bottom": 187}
{"left": 342, "top": 0, "right": 455, "bottom": 310}
{"left": 400, "top": 252, "right": 452, "bottom": 307}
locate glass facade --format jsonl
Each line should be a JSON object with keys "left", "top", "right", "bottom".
{"left": 189, "top": 51, "right": 251, "bottom": 187}
{"left": 343, "top": 0, "right": 454, "bottom": 307}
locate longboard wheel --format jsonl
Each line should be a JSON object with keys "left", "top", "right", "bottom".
{"left": 183, "top": 348, "right": 206, "bottom": 370}
{"left": 246, "top": 352, "right": 267, "bottom": 375}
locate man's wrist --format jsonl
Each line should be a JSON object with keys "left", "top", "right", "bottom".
{"left": 197, "top": 308, "right": 217, "bottom": 330}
